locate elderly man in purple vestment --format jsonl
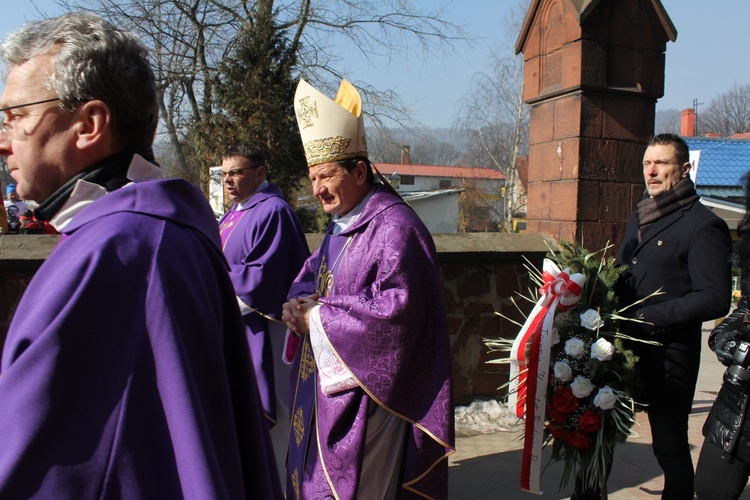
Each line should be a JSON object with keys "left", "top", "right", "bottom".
{"left": 281, "top": 78, "right": 455, "bottom": 499}
{"left": 0, "top": 12, "right": 281, "bottom": 499}
{"left": 218, "top": 142, "right": 309, "bottom": 481}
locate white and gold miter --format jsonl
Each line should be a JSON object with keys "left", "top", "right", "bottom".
{"left": 294, "top": 78, "right": 368, "bottom": 168}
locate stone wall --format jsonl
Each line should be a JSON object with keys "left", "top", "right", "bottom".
{"left": 0, "top": 235, "right": 61, "bottom": 350}
{"left": 0, "top": 232, "right": 554, "bottom": 405}
{"left": 434, "top": 233, "right": 551, "bottom": 404}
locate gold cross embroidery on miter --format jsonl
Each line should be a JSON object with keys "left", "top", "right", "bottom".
{"left": 297, "top": 97, "right": 318, "bottom": 128}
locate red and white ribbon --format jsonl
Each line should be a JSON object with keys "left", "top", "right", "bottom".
{"left": 508, "top": 259, "right": 585, "bottom": 494}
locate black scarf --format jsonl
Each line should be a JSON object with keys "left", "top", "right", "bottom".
{"left": 35, "top": 147, "right": 158, "bottom": 222}
{"left": 636, "top": 177, "right": 699, "bottom": 241}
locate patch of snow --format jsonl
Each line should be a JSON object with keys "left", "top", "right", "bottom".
{"left": 454, "top": 399, "right": 523, "bottom": 437}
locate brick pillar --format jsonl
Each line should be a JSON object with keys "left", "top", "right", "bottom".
{"left": 516, "top": 0, "right": 676, "bottom": 251}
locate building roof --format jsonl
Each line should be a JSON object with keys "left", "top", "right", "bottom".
{"left": 685, "top": 137, "right": 750, "bottom": 187}
{"left": 700, "top": 196, "right": 746, "bottom": 231}
{"left": 375, "top": 163, "right": 505, "bottom": 180}
{"left": 702, "top": 187, "right": 745, "bottom": 201}
{"left": 701, "top": 196, "right": 744, "bottom": 213}
{"left": 402, "top": 189, "right": 464, "bottom": 202}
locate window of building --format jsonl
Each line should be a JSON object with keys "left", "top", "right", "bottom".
{"left": 400, "top": 175, "right": 414, "bottom": 185}
{"left": 439, "top": 179, "right": 453, "bottom": 189}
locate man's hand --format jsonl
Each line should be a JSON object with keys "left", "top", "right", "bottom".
{"left": 282, "top": 294, "right": 320, "bottom": 336}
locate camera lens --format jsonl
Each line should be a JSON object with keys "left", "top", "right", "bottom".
{"left": 726, "top": 365, "right": 750, "bottom": 385}
{"left": 726, "top": 341, "right": 750, "bottom": 386}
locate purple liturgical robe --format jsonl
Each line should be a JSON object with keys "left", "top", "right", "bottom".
{"left": 218, "top": 183, "right": 309, "bottom": 423}
{"left": 0, "top": 173, "right": 282, "bottom": 498}
{"left": 287, "top": 185, "right": 455, "bottom": 499}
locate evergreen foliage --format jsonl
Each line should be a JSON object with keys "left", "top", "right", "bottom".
{"left": 187, "top": 7, "right": 306, "bottom": 203}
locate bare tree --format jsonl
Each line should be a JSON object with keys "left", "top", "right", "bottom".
{"left": 367, "top": 126, "right": 462, "bottom": 166}
{"left": 56, "top": 0, "right": 468, "bottom": 187}
{"left": 700, "top": 82, "right": 750, "bottom": 137}
{"left": 367, "top": 128, "right": 405, "bottom": 164}
{"left": 455, "top": 0, "right": 530, "bottom": 232}
{"left": 411, "top": 139, "right": 459, "bottom": 165}
{"left": 655, "top": 108, "right": 681, "bottom": 135}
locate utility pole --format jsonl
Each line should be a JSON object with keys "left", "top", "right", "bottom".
{"left": 693, "top": 98, "right": 704, "bottom": 136}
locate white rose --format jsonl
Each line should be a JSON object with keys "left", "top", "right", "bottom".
{"left": 570, "top": 375, "right": 595, "bottom": 398}
{"left": 564, "top": 337, "right": 585, "bottom": 359}
{"left": 594, "top": 386, "right": 617, "bottom": 410}
{"left": 580, "top": 309, "right": 605, "bottom": 331}
{"left": 590, "top": 337, "right": 615, "bottom": 361}
{"left": 553, "top": 359, "right": 573, "bottom": 382}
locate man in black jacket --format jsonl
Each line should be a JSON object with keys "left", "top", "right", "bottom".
{"left": 615, "top": 133, "right": 732, "bottom": 499}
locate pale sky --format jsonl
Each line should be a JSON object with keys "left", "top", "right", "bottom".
{"left": 1, "top": 0, "right": 748, "bottom": 128}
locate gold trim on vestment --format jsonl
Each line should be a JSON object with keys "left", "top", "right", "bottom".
{"left": 219, "top": 209, "right": 247, "bottom": 251}
{"left": 288, "top": 334, "right": 316, "bottom": 498}
{"left": 317, "top": 321, "right": 455, "bottom": 499}
{"left": 265, "top": 412, "right": 278, "bottom": 429}
{"left": 291, "top": 468, "right": 300, "bottom": 500}
{"left": 299, "top": 337, "right": 315, "bottom": 382}
{"left": 240, "top": 300, "right": 287, "bottom": 327}
{"left": 316, "top": 390, "right": 341, "bottom": 500}
{"left": 402, "top": 449, "right": 456, "bottom": 499}
{"left": 325, "top": 327, "right": 454, "bottom": 449}
{"left": 292, "top": 407, "right": 305, "bottom": 447}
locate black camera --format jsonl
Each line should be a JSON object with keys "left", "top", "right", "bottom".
{"left": 725, "top": 341, "right": 750, "bottom": 385}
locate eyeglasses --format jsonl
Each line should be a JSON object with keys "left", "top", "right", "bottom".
{"left": 0, "top": 97, "right": 62, "bottom": 134}
{"left": 221, "top": 165, "right": 263, "bottom": 179}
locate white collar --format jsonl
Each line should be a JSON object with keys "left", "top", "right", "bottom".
{"left": 331, "top": 187, "right": 375, "bottom": 235}
{"left": 50, "top": 154, "right": 163, "bottom": 231}
{"left": 236, "top": 180, "right": 269, "bottom": 210}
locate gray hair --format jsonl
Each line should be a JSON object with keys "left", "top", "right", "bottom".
{"left": 1, "top": 12, "right": 158, "bottom": 148}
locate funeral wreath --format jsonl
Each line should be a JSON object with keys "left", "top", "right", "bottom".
{"left": 486, "top": 241, "right": 659, "bottom": 493}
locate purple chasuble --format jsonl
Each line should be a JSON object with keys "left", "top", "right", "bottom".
{"left": 217, "top": 183, "right": 309, "bottom": 423}
{"left": 287, "top": 185, "right": 454, "bottom": 499}
{"left": 0, "top": 175, "right": 282, "bottom": 499}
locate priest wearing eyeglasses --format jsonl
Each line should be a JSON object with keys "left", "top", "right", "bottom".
{"left": 218, "top": 143, "right": 309, "bottom": 482}
{"left": 0, "top": 12, "right": 281, "bottom": 499}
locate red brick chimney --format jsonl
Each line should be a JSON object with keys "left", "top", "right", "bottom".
{"left": 681, "top": 108, "right": 696, "bottom": 137}
{"left": 401, "top": 146, "right": 411, "bottom": 165}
